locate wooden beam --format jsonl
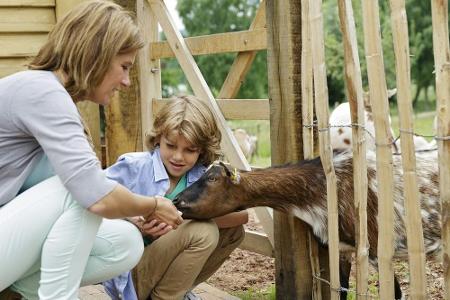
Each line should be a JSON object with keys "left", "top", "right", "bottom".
{"left": 266, "top": 0, "right": 314, "bottom": 299}
{"left": 0, "top": 7, "right": 55, "bottom": 32}
{"left": 431, "top": 0, "right": 450, "bottom": 297}
{"left": 148, "top": 0, "right": 250, "bottom": 171}
{"left": 239, "top": 230, "right": 274, "bottom": 257}
{"left": 361, "top": 0, "right": 396, "bottom": 298}
{"left": 0, "top": 33, "right": 48, "bottom": 57}
{"left": 389, "top": 0, "right": 427, "bottom": 298}
{"left": 218, "top": 0, "right": 266, "bottom": 99}
{"left": 105, "top": 0, "right": 143, "bottom": 165}
{"left": 0, "top": 57, "right": 30, "bottom": 78}
{"left": 153, "top": 99, "right": 270, "bottom": 120}
{"left": 301, "top": 0, "right": 323, "bottom": 298}
{"left": 310, "top": 1, "right": 340, "bottom": 298}
{"left": 0, "top": 0, "right": 54, "bottom": 7}
{"left": 136, "top": 0, "right": 160, "bottom": 150}
{"left": 337, "top": 0, "right": 369, "bottom": 298}
{"left": 150, "top": 28, "right": 267, "bottom": 59}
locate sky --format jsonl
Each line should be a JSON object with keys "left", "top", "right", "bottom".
{"left": 166, "top": 0, "right": 184, "bottom": 30}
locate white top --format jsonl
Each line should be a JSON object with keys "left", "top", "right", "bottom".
{"left": 0, "top": 70, "right": 117, "bottom": 207}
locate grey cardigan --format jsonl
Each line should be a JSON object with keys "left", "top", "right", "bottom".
{"left": 0, "top": 70, "right": 117, "bottom": 207}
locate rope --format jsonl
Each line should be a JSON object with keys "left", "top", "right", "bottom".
{"left": 312, "top": 273, "right": 379, "bottom": 299}
{"left": 303, "top": 122, "right": 448, "bottom": 154}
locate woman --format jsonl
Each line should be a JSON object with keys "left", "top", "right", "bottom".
{"left": 0, "top": 1, "right": 182, "bottom": 299}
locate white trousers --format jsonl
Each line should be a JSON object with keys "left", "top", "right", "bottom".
{"left": 0, "top": 176, "right": 144, "bottom": 300}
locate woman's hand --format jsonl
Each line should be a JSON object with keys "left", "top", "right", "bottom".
{"left": 145, "top": 196, "right": 183, "bottom": 229}
{"left": 136, "top": 218, "right": 173, "bottom": 239}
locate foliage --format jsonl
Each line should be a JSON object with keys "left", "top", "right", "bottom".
{"left": 162, "top": 0, "right": 439, "bottom": 108}
{"left": 164, "top": 0, "right": 268, "bottom": 99}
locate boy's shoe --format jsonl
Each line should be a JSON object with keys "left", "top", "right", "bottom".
{"left": 183, "top": 290, "right": 202, "bottom": 300}
{"left": 0, "top": 288, "right": 22, "bottom": 300}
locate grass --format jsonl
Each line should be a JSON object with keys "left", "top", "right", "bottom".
{"left": 233, "top": 284, "right": 276, "bottom": 300}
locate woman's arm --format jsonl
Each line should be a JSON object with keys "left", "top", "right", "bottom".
{"left": 88, "top": 184, "right": 183, "bottom": 228}
{"left": 213, "top": 210, "right": 249, "bottom": 229}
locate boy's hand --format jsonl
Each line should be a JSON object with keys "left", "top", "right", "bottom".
{"left": 137, "top": 219, "right": 173, "bottom": 238}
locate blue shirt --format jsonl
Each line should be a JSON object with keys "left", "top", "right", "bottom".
{"left": 103, "top": 149, "right": 206, "bottom": 300}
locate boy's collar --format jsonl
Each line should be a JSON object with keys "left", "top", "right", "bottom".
{"left": 152, "top": 148, "right": 169, "bottom": 182}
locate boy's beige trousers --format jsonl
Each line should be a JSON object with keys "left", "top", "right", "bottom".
{"left": 132, "top": 220, "right": 245, "bottom": 300}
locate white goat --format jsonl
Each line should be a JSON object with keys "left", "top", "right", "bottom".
{"left": 233, "top": 128, "right": 258, "bottom": 161}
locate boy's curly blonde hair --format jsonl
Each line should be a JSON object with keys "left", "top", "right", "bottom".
{"left": 146, "top": 96, "right": 222, "bottom": 165}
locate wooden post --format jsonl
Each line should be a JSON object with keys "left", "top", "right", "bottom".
{"left": 104, "top": 0, "right": 143, "bottom": 165}
{"left": 309, "top": 0, "right": 340, "bottom": 299}
{"left": 266, "top": 0, "right": 314, "bottom": 298}
{"left": 55, "top": 0, "right": 102, "bottom": 160}
{"left": 336, "top": 0, "right": 369, "bottom": 298}
{"left": 431, "top": 0, "right": 450, "bottom": 297}
{"left": 389, "top": 0, "right": 427, "bottom": 298}
{"left": 136, "top": 0, "right": 161, "bottom": 149}
{"left": 360, "top": 0, "right": 395, "bottom": 298}
{"left": 301, "top": 0, "right": 322, "bottom": 298}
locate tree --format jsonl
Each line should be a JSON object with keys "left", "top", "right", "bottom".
{"left": 172, "top": 0, "right": 267, "bottom": 99}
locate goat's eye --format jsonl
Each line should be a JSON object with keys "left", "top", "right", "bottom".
{"left": 208, "top": 176, "right": 217, "bottom": 183}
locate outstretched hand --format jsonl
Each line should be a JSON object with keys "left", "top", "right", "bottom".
{"left": 136, "top": 218, "right": 173, "bottom": 239}
{"left": 145, "top": 196, "right": 183, "bottom": 229}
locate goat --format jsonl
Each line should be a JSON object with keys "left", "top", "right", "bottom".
{"left": 233, "top": 128, "right": 258, "bottom": 161}
{"left": 173, "top": 150, "right": 440, "bottom": 299}
{"left": 330, "top": 89, "right": 437, "bottom": 153}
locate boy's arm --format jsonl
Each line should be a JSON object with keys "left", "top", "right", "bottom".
{"left": 213, "top": 210, "right": 248, "bottom": 228}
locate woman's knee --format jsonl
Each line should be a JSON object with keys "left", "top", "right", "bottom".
{"left": 95, "top": 219, "right": 144, "bottom": 269}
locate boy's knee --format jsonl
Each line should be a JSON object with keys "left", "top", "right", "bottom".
{"left": 219, "top": 225, "right": 245, "bottom": 248}
{"left": 185, "top": 220, "right": 220, "bottom": 250}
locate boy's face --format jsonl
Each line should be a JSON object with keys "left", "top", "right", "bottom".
{"left": 159, "top": 131, "right": 202, "bottom": 183}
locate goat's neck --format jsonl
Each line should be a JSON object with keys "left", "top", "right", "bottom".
{"left": 235, "top": 163, "right": 326, "bottom": 213}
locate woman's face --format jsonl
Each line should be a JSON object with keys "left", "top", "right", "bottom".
{"left": 88, "top": 50, "right": 137, "bottom": 105}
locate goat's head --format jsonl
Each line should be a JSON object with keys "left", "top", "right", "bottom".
{"left": 173, "top": 162, "right": 245, "bottom": 219}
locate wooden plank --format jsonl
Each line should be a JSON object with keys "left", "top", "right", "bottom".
{"left": 266, "top": 0, "right": 314, "bottom": 299}
{"left": 55, "top": 0, "right": 85, "bottom": 20}
{"left": 361, "top": 0, "right": 396, "bottom": 298}
{"left": 389, "top": 0, "right": 427, "bottom": 298}
{"left": 310, "top": 1, "right": 340, "bottom": 299}
{"left": 431, "top": 0, "right": 450, "bottom": 298}
{"left": 218, "top": 0, "right": 266, "bottom": 99}
{"left": 150, "top": 28, "right": 267, "bottom": 60}
{"left": 0, "top": 7, "right": 55, "bottom": 32}
{"left": 0, "top": 57, "right": 29, "bottom": 78}
{"left": 0, "top": 33, "right": 47, "bottom": 57}
{"left": 336, "top": 0, "right": 369, "bottom": 298}
{"left": 137, "top": 0, "right": 161, "bottom": 150}
{"left": 301, "top": 0, "right": 322, "bottom": 298}
{"left": 148, "top": 0, "right": 250, "bottom": 171}
{"left": 0, "top": 0, "right": 54, "bottom": 7}
{"left": 239, "top": 230, "right": 274, "bottom": 257}
{"left": 153, "top": 99, "right": 269, "bottom": 120}
{"left": 105, "top": 0, "right": 143, "bottom": 165}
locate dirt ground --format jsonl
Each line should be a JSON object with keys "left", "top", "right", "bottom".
{"left": 206, "top": 210, "right": 445, "bottom": 299}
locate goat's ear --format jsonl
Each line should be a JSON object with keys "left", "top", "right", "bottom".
{"left": 219, "top": 161, "right": 232, "bottom": 177}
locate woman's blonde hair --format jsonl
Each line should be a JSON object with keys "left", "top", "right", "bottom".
{"left": 29, "top": 0, "right": 144, "bottom": 100}
{"left": 146, "top": 96, "right": 222, "bottom": 165}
